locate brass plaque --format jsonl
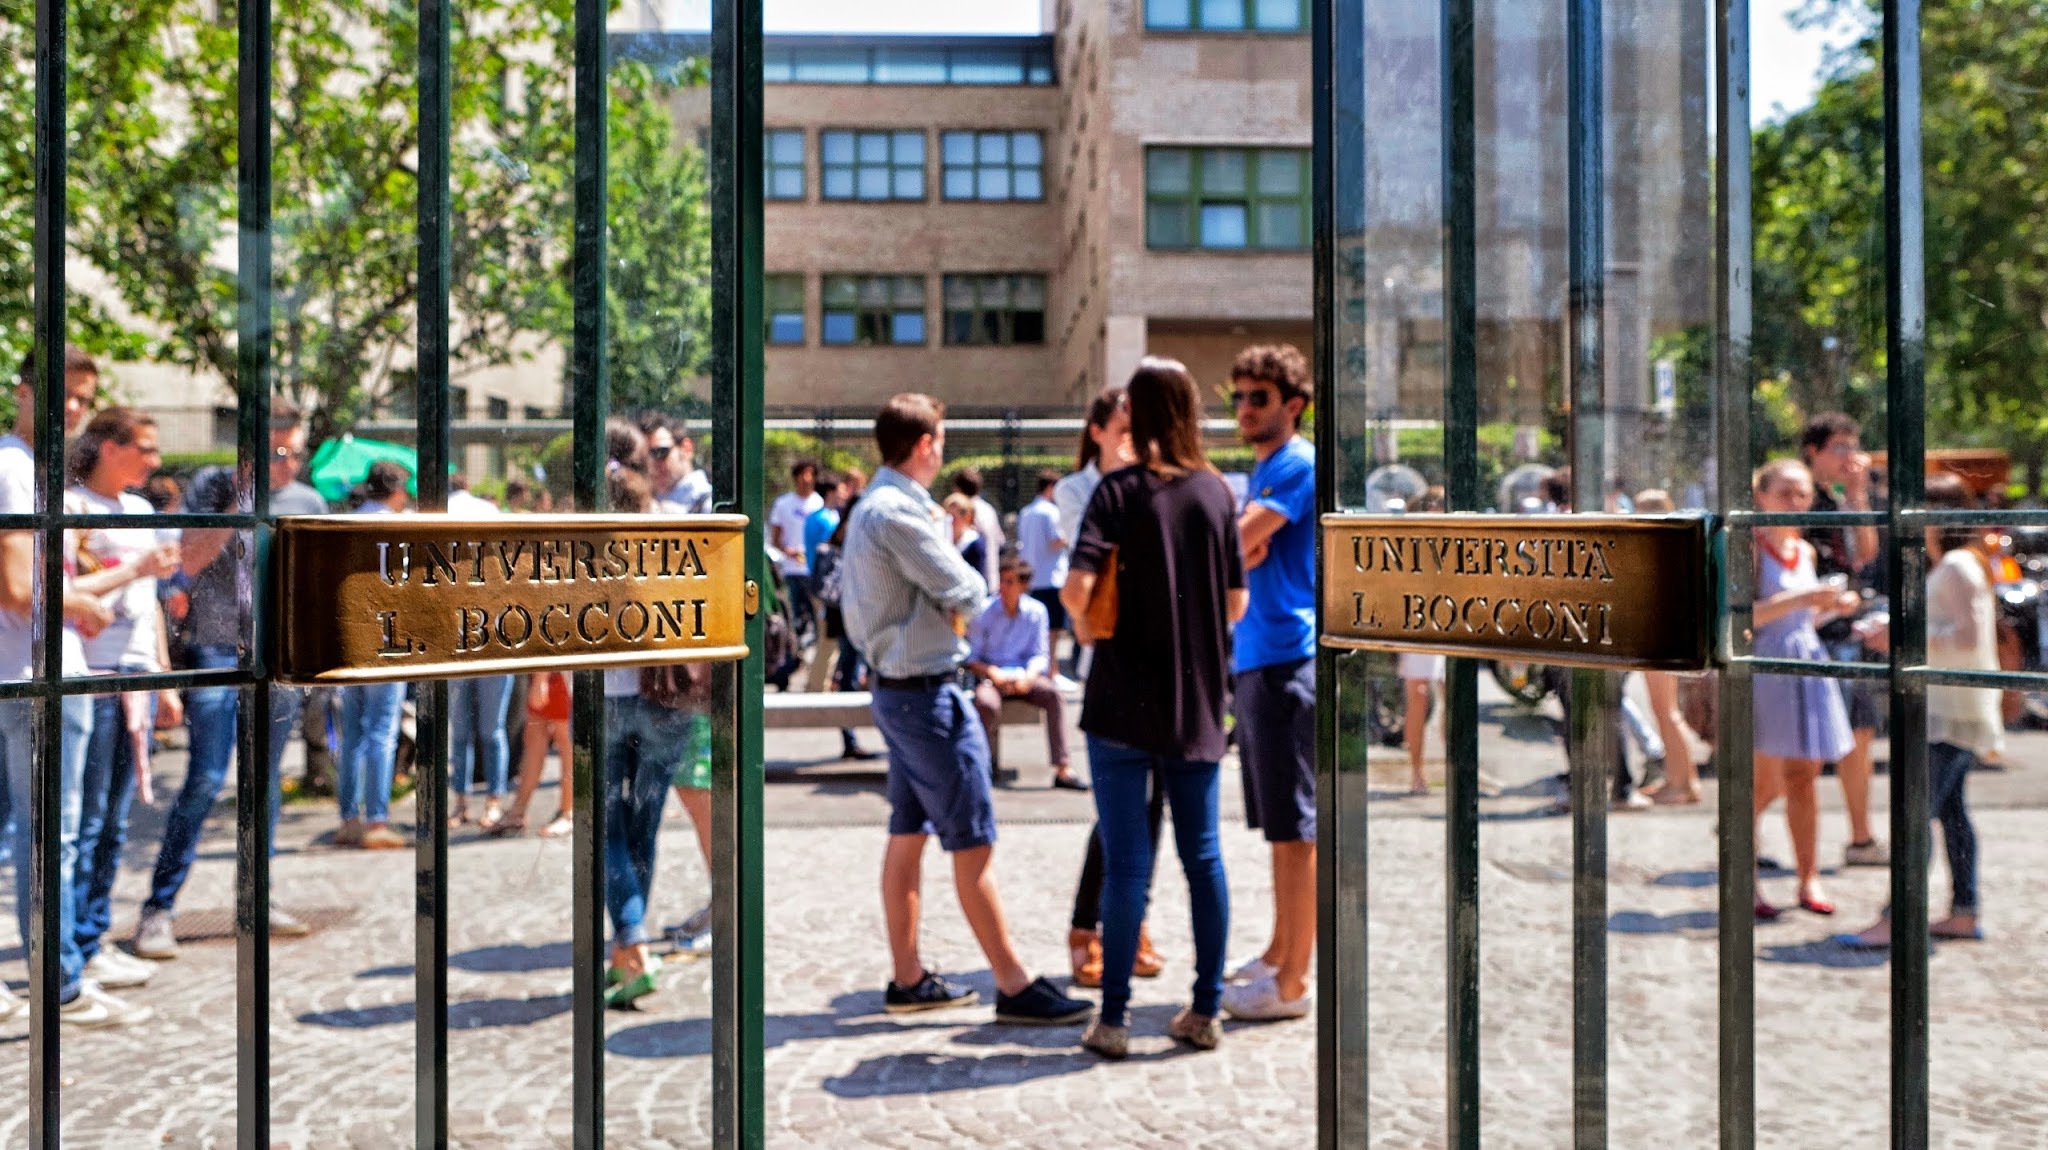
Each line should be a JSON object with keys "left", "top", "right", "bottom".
{"left": 1320, "top": 513, "right": 1711, "bottom": 671}
{"left": 275, "top": 513, "right": 750, "bottom": 684}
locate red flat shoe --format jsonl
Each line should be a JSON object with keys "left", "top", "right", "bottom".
{"left": 1754, "top": 900, "right": 1783, "bottom": 922}
{"left": 1799, "top": 895, "right": 1836, "bottom": 916}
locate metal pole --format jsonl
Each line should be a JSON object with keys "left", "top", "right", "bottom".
{"left": 712, "top": 1, "right": 767, "bottom": 1144}
{"left": 1712, "top": 1, "right": 1758, "bottom": 1146}
{"left": 570, "top": 0, "right": 611, "bottom": 1138}
{"left": 1566, "top": 0, "right": 1610, "bottom": 1143}
{"left": 1881, "top": 1, "right": 1931, "bottom": 1144}
{"left": 414, "top": 0, "right": 455, "bottom": 1140}
{"left": 1312, "top": 0, "right": 1367, "bottom": 1144}
{"left": 28, "top": 0, "right": 65, "bottom": 1136}
{"left": 1439, "top": 0, "right": 1482, "bottom": 1143}
{"left": 234, "top": 0, "right": 277, "bottom": 1137}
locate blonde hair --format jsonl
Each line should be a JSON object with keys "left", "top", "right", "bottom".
{"left": 942, "top": 492, "right": 974, "bottom": 519}
{"left": 1752, "top": 458, "right": 1811, "bottom": 500}
{"left": 1633, "top": 488, "right": 1675, "bottom": 513}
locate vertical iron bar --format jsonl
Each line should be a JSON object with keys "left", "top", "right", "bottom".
{"left": 414, "top": 0, "right": 454, "bottom": 1140}
{"left": 234, "top": 0, "right": 277, "bottom": 1135}
{"left": 1311, "top": 0, "right": 1365, "bottom": 1143}
{"left": 711, "top": 1, "right": 767, "bottom": 1144}
{"left": 1566, "top": 0, "right": 1609, "bottom": 1144}
{"left": 28, "top": 0, "right": 64, "bottom": 1136}
{"left": 1881, "top": 1, "right": 1930, "bottom": 1145}
{"left": 570, "top": 0, "right": 610, "bottom": 1136}
{"left": 1712, "top": 0, "right": 1757, "bottom": 1146}
{"left": 1439, "top": 0, "right": 1481, "bottom": 1143}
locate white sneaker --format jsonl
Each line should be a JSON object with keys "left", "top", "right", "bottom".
{"left": 1221, "top": 975, "right": 1312, "bottom": 1022}
{"left": 1844, "top": 839, "right": 1891, "bottom": 868}
{"left": 132, "top": 908, "right": 178, "bottom": 960}
{"left": 83, "top": 948, "right": 155, "bottom": 989}
{"left": 59, "top": 982, "right": 154, "bottom": 1028}
{"left": 1226, "top": 956, "right": 1277, "bottom": 985}
{"left": 0, "top": 983, "right": 26, "bottom": 1023}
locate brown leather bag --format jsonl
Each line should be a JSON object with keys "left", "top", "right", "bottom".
{"left": 1084, "top": 546, "right": 1120, "bottom": 640}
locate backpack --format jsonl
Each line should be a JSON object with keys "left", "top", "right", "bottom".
{"left": 813, "top": 544, "right": 844, "bottom": 609}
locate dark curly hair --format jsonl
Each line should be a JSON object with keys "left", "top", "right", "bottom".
{"left": 1229, "top": 343, "right": 1311, "bottom": 408}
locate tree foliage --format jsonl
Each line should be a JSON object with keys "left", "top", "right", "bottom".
{"left": 1, "top": 0, "right": 709, "bottom": 439}
{"left": 1755, "top": 0, "right": 2048, "bottom": 488}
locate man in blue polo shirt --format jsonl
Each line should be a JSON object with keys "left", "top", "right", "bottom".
{"left": 1220, "top": 344, "right": 1319, "bottom": 1024}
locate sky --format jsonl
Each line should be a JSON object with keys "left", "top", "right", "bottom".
{"left": 664, "top": 0, "right": 1850, "bottom": 125}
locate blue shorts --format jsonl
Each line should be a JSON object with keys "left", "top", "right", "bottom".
{"left": 870, "top": 681, "right": 998, "bottom": 852}
{"left": 1234, "top": 658, "right": 1317, "bottom": 843}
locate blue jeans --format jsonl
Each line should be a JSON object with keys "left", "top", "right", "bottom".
{"left": 4, "top": 695, "right": 92, "bottom": 1000}
{"left": 338, "top": 682, "right": 405, "bottom": 824}
{"left": 603, "top": 696, "right": 682, "bottom": 945}
{"left": 1086, "top": 735, "right": 1228, "bottom": 1027}
{"left": 148, "top": 646, "right": 301, "bottom": 912}
{"left": 1930, "top": 741, "right": 1980, "bottom": 915}
{"left": 450, "top": 674, "right": 514, "bottom": 797}
{"left": 75, "top": 682, "right": 153, "bottom": 960}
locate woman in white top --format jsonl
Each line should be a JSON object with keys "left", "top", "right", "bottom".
{"left": 1052, "top": 387, "right": 1132, "bottom": 549}
{"left": 66, "top": 408, "right": 182, "bottom": 988}
{"left": 1844, "top": 473, "right": 1994, "bottom": 947}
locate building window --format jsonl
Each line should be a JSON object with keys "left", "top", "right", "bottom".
{"left": 1145, "top": 147, "right": 1308, "bottom": 250}
{"left": 1145, "top": 0, "right": 1306, "bottom": 31}
{"left": 766, "top": 274, "right": 806, "bottom": 345}
{"left": 820, "top": 130, "right": 925, "bottom": 201}
{"left": 523, "top": 404, "right": 551, "bottom": 421}
{"left": 940, "top": 131, "right": 1044, "bottom": 202}
{"left": 822, "top": 275, "right": 927, "bottom": 346}
{"left": 943, "top": 274, "right": 1047, "bottom": 346}
{"left": 486, "top": 396, "right": 510, "bottom": 421}
{"left": 765, "top": 129, "right": 805, "bottom": 200}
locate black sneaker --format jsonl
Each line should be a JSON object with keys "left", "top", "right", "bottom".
{"left": 994, "top": 976, "right": 1092, "bottom": 1026}
{"left": 884, "top": 971, "right": 978, "bottom": 1014}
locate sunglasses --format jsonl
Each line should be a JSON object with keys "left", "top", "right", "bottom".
{"left": 650, "top": 446, "right": 672, "bottom": 461}
{"left": 1230, "top": 389, "right": 1273, "bottom": 409}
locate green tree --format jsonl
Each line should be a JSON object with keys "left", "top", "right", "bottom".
{"left": 1755, "top": 0, "right": 2048, "bottom": 489}
{"left": 1, "top": 0, "right": 710, "bottom": 439}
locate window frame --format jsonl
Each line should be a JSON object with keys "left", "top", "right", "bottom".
{"left": 1143, "top": 0, "right": 1309, "bottom": 32}
{"left": 765, "top": 273, "right": 807, "bottom": 345}
{"left": 941, "top": 273, "right": 1048, "bottom": 346}
{"left": 819, "top": 129, "right": 928, "bottom": 202}
{"left": 939, "top": 130, "right": 1046, "bottom": 203}
{"left": 764, "top": 128, "right": 807, "bottom": 201}
{"left": 820, "top": 274, "right": 929, "bottom": 347}
{"left": 1144, "top": 145, "right": 1311, "bottom": 251}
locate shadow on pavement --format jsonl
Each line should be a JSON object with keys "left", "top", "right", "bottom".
{"left": 1608, "top": 910, "right": 1719, "bottom": 934}
{"left": 299, "top": 993, "right": 573, "bottom": 1029}
{"left": 1758, "top": 940, "right": 1894, "bottom": 969}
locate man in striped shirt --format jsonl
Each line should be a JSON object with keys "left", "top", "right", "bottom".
{"left": 841, "top": 393, "right": 1088, "bottom": 1027}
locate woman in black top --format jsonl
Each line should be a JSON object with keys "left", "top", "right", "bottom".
{"left": 1062, "top": 356, "right": 1246, "bottom": 1058}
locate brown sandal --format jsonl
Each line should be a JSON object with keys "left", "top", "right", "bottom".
{"left": 1133, "top": 926, "right": 1165, "bottom": 979}
{"left": 1069, "top": 928, "right": 1102, "bottom": 989}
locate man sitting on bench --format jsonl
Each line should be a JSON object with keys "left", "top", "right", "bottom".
{"left": 966, "top": 555, "right": 1084, "bottom": 790}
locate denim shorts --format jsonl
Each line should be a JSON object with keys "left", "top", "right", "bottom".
{"left": 870, "top": 681, "right": 997, "bottom": 852}
{"left": 1235, "top": 657, "right": 1317, "bottom": 843}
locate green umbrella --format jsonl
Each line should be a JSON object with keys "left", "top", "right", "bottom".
{"left": 306, "top": 435, "right": 419, "bottom": 503}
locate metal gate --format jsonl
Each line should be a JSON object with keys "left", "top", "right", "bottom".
{"left": 1313, "top": 0, "right": 2016, "bottom": 1145}
{"left": 16, "top": 0, "right": 766, "bottom": 1145}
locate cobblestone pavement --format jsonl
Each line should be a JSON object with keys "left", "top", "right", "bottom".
{"left": 2, "top": 684, "right": 2045, "bottom": 1147}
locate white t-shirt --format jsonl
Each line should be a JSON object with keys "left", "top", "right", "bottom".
{"left": 769, "top": 490, "right": 823, "bottom": 574}
{"left": 0, "top": 435, "right": 86, "bottom": 677}
{"left": 447, "top": 489, "right": 501, "bottom": 517}
{"left": 66, "top": 487, "right": 163, "bottom": 671}
{"left": 664, "top": 470, "right": 713, "bottom": 514}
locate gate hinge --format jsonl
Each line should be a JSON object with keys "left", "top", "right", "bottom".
{"left": 744, "top": 579, "right": 760, "bottom": 619}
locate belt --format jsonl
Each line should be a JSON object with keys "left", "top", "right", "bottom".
{"left": 874, "top": 672, "right": 957, "bottom": 691}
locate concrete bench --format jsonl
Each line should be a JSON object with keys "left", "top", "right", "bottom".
{"left": 762, "top": 689, "right": 1070, "bottom": 783}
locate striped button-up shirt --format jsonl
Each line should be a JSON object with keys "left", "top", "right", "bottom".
{"left": 841, "top": 466, "right": 987, "bottom": 679}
